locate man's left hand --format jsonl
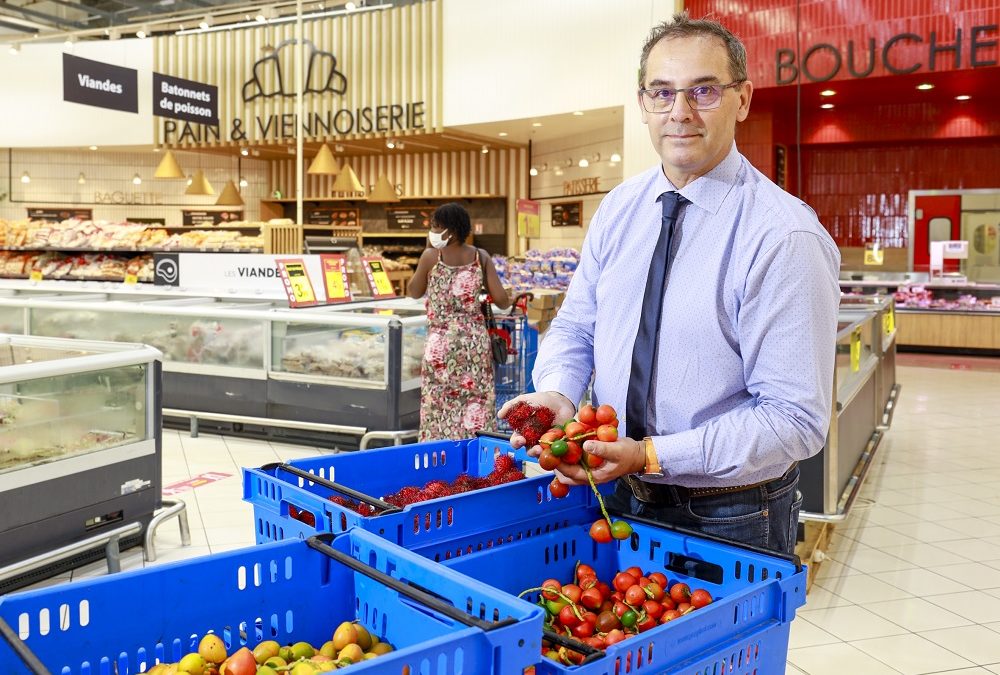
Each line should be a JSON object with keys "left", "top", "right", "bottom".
{"left": 553, "top": 437, "right": 647, "bottom": 486}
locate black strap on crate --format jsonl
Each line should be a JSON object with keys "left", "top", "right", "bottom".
{"left": 608, "top": 509, "right": 804, "bottom": 573}
{"left": 307, "top": 534, "right": 517, "bottom": 632}
{"left": 475, "top": 430, "right": 513, "bottom": 441}
{"left": 260, "top": 463, "right": 401, "bottom": 514}
{"left": 0, "top": 615, "right": 51, "bottom": 675}
{"left": 542, "top": 628, "right": 605, "bottom": 665}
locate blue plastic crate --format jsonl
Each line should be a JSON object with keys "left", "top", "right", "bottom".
{"left": 243, "top": 433, "right": 599, "bottom": 549}
{"left": 420, "top": 510, "right": 807, "bottom": 675}
{"left": 0, "top": 528, "right": 544, "bottom": 675}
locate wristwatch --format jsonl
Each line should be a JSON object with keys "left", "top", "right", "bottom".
{"left": 641, "top": 437, "right": 664, "bottom": 479}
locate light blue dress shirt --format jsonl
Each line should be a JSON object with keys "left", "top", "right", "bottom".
{"left": 533, "top": 143, "right": 841, "bottom": 488}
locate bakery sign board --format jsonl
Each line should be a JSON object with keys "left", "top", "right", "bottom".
{"left": 153, "top": 252, "right": 329, "bottom": 299}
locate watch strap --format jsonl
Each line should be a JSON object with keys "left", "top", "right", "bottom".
{"left": 641, "top": 436, "right": 664, "bottom": 478}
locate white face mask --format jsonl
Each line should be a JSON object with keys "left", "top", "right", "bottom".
{"left": 429, "top": 230, "right": 451, "bottom": 249}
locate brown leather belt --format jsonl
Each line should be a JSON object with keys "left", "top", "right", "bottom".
{"left": 622, "top": 462, "right": 798, "bottom": 504}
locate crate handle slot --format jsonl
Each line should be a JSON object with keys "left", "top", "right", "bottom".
{"left": 260, "top": 463, "right": 401, "bottom": 514}
{"left": 306, "top": 535, "right": 516, "bottom": 632}
{"left": 541, "top": 628, "right": 605, "bottom": 665}
{"left": 665, "top": 553, "right": 724, "bottom": 585}
{"left": 0, "top": 616, "right": 51, "bottom": 675}
{"left": 608, "top": 509, "right": 803, "bottom": 573}
{"left": 475, "top": 430, "right": 512, "bottom": 441}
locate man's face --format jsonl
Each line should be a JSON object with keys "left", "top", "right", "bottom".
{"left": 638, "top": 35, "right": 752, "bottom": 186}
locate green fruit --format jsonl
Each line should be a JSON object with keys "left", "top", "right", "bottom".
{"left": 368, "top": 642, "right": 394, "bottom": 656}
{"left": 610, "top": 520, "right": 633, "bottom": 540}
{"left": 621, "top": 609, "right": 638, "bottom": 628}
{"left": 319, "top": 641, "right": 336, "bottom": 658}
{"left": 338, "top": 643, "right": 364, "bottom": 663}
{"left": 290, "top": 664, "right": 317, "bottom": 675}
{"left": 177, "top": 653, "right": 205, "bottom": 675}
{"left": 257, "top": 667, "right": 279, "bottom": 675}
{"left": 290, "top": 641, "right": 315, "bottom": 660}
{"left": 549, "top": 439, "right": 568, "bottom": 457}
{"left": 252, "top": 640, "right": 280, "bottom": 665}
{"left": 263, "top": 657, "right": 287, "bottom": 669}
{"left": 278, "top": 647, "right": 294, "bottom": 663}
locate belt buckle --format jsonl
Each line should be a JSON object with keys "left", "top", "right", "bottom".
{"left": 623, "top": 474, "right": 657, "bottom": 504}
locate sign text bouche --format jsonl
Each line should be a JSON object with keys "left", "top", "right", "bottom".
{"left": 163, "top": 103, "right": 426, "bottom": 144}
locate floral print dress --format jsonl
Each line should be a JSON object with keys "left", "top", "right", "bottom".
{"left": 418, "top": 254, "right": 497, "bottom": 441}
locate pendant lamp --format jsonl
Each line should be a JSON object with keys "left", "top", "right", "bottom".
{"left": 153, "top": 149, "right": 186, "bottom": 179}
{"left": 215, "top": 180, "right": 244, "bottom": 206}
{"left": 307, "top": 143, "right": 339, "bottom": 175}
{"left": 331, "top": 162, "right": 364, "bottom": 195}
{"left": 185, "top": 169, "right": 215, "bottom": 196}
{"left": 367, "top": 173, "right": 400, "bottom": 203}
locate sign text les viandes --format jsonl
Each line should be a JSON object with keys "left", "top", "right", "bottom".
{"left": 62, "top": 53, "right": 138, "bottom": 114}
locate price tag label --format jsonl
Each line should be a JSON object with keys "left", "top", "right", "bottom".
{"left": 376, "top": 309, "right": 394, "bottom": 315}
{"left": 883, "top": 306, "right": 895, "bottom": 335}
{"left": 320, "top": 254, "right": 352, "bottom": 304}
{"left": 363, "top": 257, "right": 397, "bottom": 299}
{"left": 851, "top": 328, "right": 862, "bottom": 372}
{"left": 864, "top": 249, "right": 884, "bottom": 265}
{"left": 276, "top": 258, "right": 319, "bottom": 308}
{"left": 124, "top": 273, "right": 139, "bottom": 286}
{"left": 29, "top": 270, "right": 43, "bottom": 282}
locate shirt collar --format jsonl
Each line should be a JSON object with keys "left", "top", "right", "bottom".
{"left": 650, "top": 143, "right": 744, "bottom": 215}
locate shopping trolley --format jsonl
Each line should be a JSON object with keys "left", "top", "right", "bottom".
{"left": 494, "top": 293, "right": 538, "bottom": 431}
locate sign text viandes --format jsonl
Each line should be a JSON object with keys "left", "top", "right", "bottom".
{"left": 163, "top": 103, "right": 425, "bottom": 144}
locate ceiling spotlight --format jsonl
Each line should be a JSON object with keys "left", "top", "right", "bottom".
{"left": 397, "top": 141, "right": 405, "bottom": 150}
{"left": 498, "top": 132, "right": 508, "bottom": 137}
{"left": 153, "top": 146, "right": 160, "bottom": 152}
{"left": 529, "top": 167, "right": 538, "bottom": 176}
{"left": 186, "top": 174, "right": 193, "bottom": 186}
{"left": 578, "top": 158, "right": 589, "bottom": 168}
{"left": 820, "top": 103, "right": 834, "bottom": 109}
{"left": 8, "top": 44, "right": 20, "bottom": 55}
{"left": 240, "top": 147, "right": 249, "bottom": 156}
{"left": 345, "top": 1, "right": 357, "bottom": 10}
{"left": 555, "top": 168, "right": 563, "bottom": 176}
{"left": 539, "top": 163, "right": 548, "bottom": 171}
{"left": 956, "top": 94, "right": 971, "bottom": 101}
{"left": 108, "top": 28, "right": 121, "bottom": 40}
{"left": 916, "top": 83, "right": 935, "bottom": 90}
{"left": 255, "top": 11, "right": 267, "bottom": 22}
{"left": 610, "top": 152, "right": 622, "bottom": 163}
{"left": 89, "top": 145, "right": 98, "bottom": 151}
{"left": 385, "top": 138, "right": 395, "bottom": 149}
{"left": 20, "top": 171, "right": 30, "bottom": 184}
{"left": 136, "top": 26, "right": 148, "bottom": 39}
{"left": 820, "top": 89, "right": 836, "bottom": 97}
{"left": 199, "top": 16, "right": 213, "bottom": 30}
{"left": 572, "top": 111, "right": 584, "bottom": 116}
{"left": 132, "top": 173, "right": 142, "bottom": 185}
{"left": 239, "top": 177, "right": 248, "bottom": 188}
{"left": 532, "top": 122, "right": 543, "bottom": 127}
{"left": 78, "top": 173, "right": 86, "bottom": 185}
{"left": 64, "top": 36, "right": 77, "bottom": 47}
{"left": 334, "top": 144, "right": 344, "bottom": 152}
{"left": 564, "top": 159, "right": 573, "bottom": 167}
{"left": 481, "top": 145, "right": 490, "bottom": 154}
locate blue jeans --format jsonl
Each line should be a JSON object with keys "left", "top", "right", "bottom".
{"left": 605, "top": 466, "right": 802, "bottom": 554}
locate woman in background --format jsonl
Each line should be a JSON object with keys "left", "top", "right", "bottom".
{"left": 407, "top": 202, "right": 510, "bottom": 440}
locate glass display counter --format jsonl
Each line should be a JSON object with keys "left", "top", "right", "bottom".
{"left": 0, "top": 286, "right": 428, "bottom": 446}
{"left": 0, "top": 334, "right": 161, "bottom": 587}
{"left": 800, "top": 310, "right": 882, "bottom": 520}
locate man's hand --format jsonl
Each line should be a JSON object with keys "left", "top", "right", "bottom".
{"left": 553, "top": 437, "right": 647, "bottom": 486}
{"left": 498, "top": 391, "right": 576, "bottom": 455}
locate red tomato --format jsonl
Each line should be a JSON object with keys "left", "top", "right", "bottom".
{"left": 677, "top": 602, "right": 693, "bottom": 614}
{"left": 561, "top": 584, "right": 582, "bottom": 604}
{"left": 576, "top": 563, "right": 596, "bottom": 579}
{"left": 604, "top": 629, "right": 627, "bottom": 645}
{"left": 643, "top": 599, "right": 663, "bottom": 620}
{"left": 624, "top": 566, "right": 644, "bottom": 580}
{"left": 649, "top": 572, "right": 668, "bottom": 588}
{"left": 613, "top": 572, "right": 637, "bottom": 593}
{"left": 541, "top": 579, "right": 562, "bottom": 601}
{"left": 571, "top": 621, "right": 594, "bottom": 638}
{"left": 624, "top": 585, "right": 647, "bottom": 607}
{"left": 660, "top": 597, "right": 677, "bottom": 612}
{"left": 636, "top": 614, "right": 657, "bottom": 633}
{"left": 596, "top": 581, "right": 613, "bottom": 600}
{"left": 549, "top": 478, "right": 569, "bottom": 499}
{"left": 596, "top": 425, "right": 618, "bottom": 442}
{"left": 539, "top": 449, "right": 561, "bottom": 471}
{"left": 538, "top": 429, "right": 565, "bottom": 447}
{"left": 580, "top": 587, "right": 603, "bottom": 610}
{"left": 690, "top": 589, "right": 713, "bottom": 608}
{"left": 583, "top": 451, "right": 604, "bottom": 469}
{"left": 595, "top": 404, "right": 617, "bottom": 425}
{"left": 660, "top": 609, "right": 682, "bottom": 623}
{"left": 577, "top": 404, "right": 597, "bottom": 426}
{"left": 564, "top": 421, "right": 590, "bottom": 439}
{"left": 643, "top": 581, "right": 665, "bottom": 602}
{"left": 583, "top": 636, "right": 606, "bottom": 650}
{"left": 558, "top": 604, "right": 581, "bottom": 627}
{"left": 669, "top": 583, "right": 691, "bottom": 604}
{"left": 223, "top": 648, "right": 257, "bottom": 675}
{"left": 589, "top": 519, "right": 612, "bottom": 543}
{"left": 562, "top": 441, "right": 583, "bottom": 465}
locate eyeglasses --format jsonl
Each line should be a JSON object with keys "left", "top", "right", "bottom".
{"left": 639, "top": 82, "right": 743, "bottom": 113}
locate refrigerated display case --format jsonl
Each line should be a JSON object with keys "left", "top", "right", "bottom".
{"left": 800, "top": 310, "right": 882, "bottom": 521}
{"left": 0, "top": 285, "right": 427, "bottom": 447}
{"left": 0, "top": 334, "right": 161, "bottom": 590}
{"left": 839, "top": 293, "right": 899, "bottom": 428}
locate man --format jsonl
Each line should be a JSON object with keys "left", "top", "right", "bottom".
{"left": 500, "top": 13, "right": 840, "bottom": 554}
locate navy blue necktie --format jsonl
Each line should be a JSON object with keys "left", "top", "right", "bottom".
{"left": 625, "top": 191, "right": 687, "bottom": 441}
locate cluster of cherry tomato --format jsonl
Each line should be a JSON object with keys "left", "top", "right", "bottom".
{"left": 525, "top": 563, "right": 714, "bottom": 665}
{"left": 537, "top": 403, "right": 632, "bottom": 543}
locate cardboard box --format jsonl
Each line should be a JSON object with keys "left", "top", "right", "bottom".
{"left": 527, "top": 306, "right": 556, "bottom": 322}
{"left": 528, "top": 289, "right": 564, "bottom": 310}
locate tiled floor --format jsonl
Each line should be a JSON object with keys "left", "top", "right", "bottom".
{"left": 787, "top": 356, "right": 1000, "bottom": 675}
{"left": 13, "top": 355, "right": 1000, "bottom": 674}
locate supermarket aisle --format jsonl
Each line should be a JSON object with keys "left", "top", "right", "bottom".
{"left": 787, "top": 357, "right": 1000, "bottom": 675}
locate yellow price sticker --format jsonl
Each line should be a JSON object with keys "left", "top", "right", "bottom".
{"left": 124, "top": 273, "right": 139, "bottom": 285}
{"left": 364, "top": 258, "right": 396, "bottom": 298}
{"left": 324, "top": 270, "right": 347, "bottom": 300}
{"left": 864, "top": 248, "right": 884, "bottom": 265}
{"left": 29, "top": 270, "right": 43, "bottom": 282}
{"left": 850, "top": 328, "right": 862, "bottom": 372}
{"left": 883, "top": 307, "right": 895, "bottom": 335}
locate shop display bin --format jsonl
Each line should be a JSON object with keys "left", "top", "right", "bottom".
{"left": 0, "top": 334, "right": 161, "bottom": 589}
{"left": 0, "top": 529, "right": 544, "bottom": 675}
{"left": 426, "top": 511, "right": 806, "bottom": 675}
{"left": 243, "top": 433, "right": 600, "bottom": 549}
